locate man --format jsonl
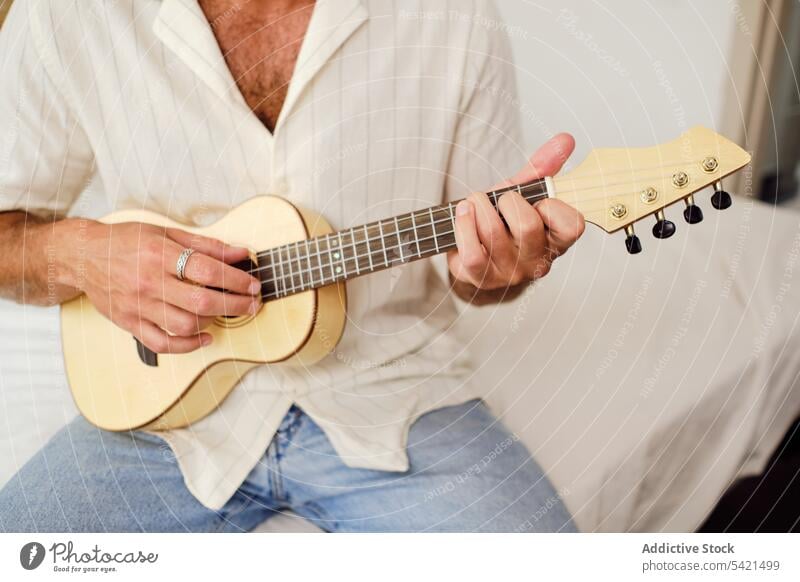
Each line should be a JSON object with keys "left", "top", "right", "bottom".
{"left": 0, "top": 0, "right": 584, "bottom": 532}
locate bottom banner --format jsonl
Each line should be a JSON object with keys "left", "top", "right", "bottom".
{"left": 1, "top": 533, "right": 798, "bottom": 581}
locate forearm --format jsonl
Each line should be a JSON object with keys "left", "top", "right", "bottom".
{"left": 449, "top": 272, "right": 528, "bottom": 305}
{"left": 0, "top": 211, "right": 85, "bottom": 306}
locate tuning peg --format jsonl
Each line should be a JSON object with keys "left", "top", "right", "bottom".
{"left": 652, "top": 209, "right": 676, "bottom": 239}
{"left": 683, "top": 195, "right": 704, "bottom": 224}
{"left": 624, "top": 225, "right": 642, "bottom": 254}
{"left": 711, "top": 179, "right": 732, "bottom": 210}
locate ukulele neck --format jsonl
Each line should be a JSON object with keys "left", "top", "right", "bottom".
{"left": 255, "top": 179, "right": 551, "bottom": 300}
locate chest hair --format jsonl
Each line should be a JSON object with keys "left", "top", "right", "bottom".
{"left": 200, "top": 0, "right": 315, "bottom": 133}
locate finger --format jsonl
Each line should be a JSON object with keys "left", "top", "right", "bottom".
{"left": 178, "top": 252, "right": 261, "bottom": 295}
{"left": 134, "top": 320, "right": 212, "bottom": 354}
{"left": 166, "top": 228, "right": 251, "bottom": 264}
{"left": 468, "top": 192, "right": 516, "bottom": 272}
{"left": 450, "top": 200, "right": 493, "bottom": 287}
{"left": 142, "top": 300, "right": 216, "bottom": 337}
{"left": 495, "top": 133, "right": 576, "bottom": 189}
{"left": 165, "top": 279, "right": 260, "bottom": 317}
{"left": 534, "top": 198, "right": 586, "bottom": 256}
{"left": 497, "top": 191, "right": 546, "bottom": 261}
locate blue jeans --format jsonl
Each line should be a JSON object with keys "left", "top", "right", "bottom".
{"left": 0, "top": 400, "right": 575, "bottom": 532}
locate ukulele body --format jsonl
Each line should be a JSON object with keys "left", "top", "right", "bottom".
{"left": 60, "top": 196, "right": 347, "bottom": 432}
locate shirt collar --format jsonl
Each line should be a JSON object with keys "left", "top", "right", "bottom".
{"left": 153, "top": 0, "right": 245, "bottom": 108}
{"left": 281, "top": 0, "right": 368, "bottom": 131}
{"left": 153, "top": 0, "right": 368, "bottom": 132}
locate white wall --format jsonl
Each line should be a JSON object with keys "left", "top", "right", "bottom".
{"left": 496, "top": 0, "right": 735, "bottom": 161}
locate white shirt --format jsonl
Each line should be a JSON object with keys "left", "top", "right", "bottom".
{"left": 0, "top": 0, "right": 525, "bottom": 509}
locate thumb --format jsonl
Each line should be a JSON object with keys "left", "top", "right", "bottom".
{"left": 497, "top": 133, "right": 575, "bottom": 188}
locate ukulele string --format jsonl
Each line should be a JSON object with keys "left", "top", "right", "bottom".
{"left": 253, "top": 179, "right": 547, "bottom": 264}
{"left": 526, "top": 156, "right": 723, "bottom": 183}
{"left": 247, "top": 191, "right": 548, "bottom": 278}
{"left": 249, "top": 155, "right": 717, "bottom": 277}
{"left": 251, "top": 178, "right": 549, "bottom": 266}
{"left": 527, "top": 166, "right": 722, "bottom": 202}
{"left": 255, "top": 155, "right": 722, "bottom": 268}
{"left": 248, "top": 155, "right": 725, "bottom": 293}
{"left": 253, "top": 154, "right": 719, "bottom": 265}
{"left": 251, "top": 195, "right": 552, "bottom": 298}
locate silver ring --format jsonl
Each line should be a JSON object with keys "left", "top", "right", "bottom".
{"left": 175, "top": 248, "right": 195, "bottom": 281}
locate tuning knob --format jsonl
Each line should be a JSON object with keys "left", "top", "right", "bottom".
{"left": 652, "top": 209, "right": 676, "bottom": 239}
{"left": 624, "top": 225, "right": 642, "bottom": 254}
{"left": 711, "top": 180, "right": 732, "bottom": 210}
{"left": 683, "top": 195, "right": 704, "bottom": 224}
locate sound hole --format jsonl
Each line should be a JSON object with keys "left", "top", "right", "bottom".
{"left": 215, "top": 255, "right": 260, "bottom": 325}
{"left": 133, "top": 256, "right": 260, "bottom": 364}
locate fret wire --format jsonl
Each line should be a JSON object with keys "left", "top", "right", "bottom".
{"left": 349, "top": 229, "right": 360, "bottom": 275}
{"left": 295, "top": 242, "right": 303, "bottom": 291}
{"left": 326, "top": 233, "right": 336, "bottom": 281}
{"left": 304, "top": 239, "right": 315, "bottom": 288}
{"left": 410, "top": 211, "right": 420, "bottom": 260}
{"left": 428, "top": 207, "right": 439, "bottom": 253}
{"left": 279, "top": 247, "right": 286, "bottom": 297}
{"left": 264, "top": 252, "right": 278, "bottom": 298}
{"left": 379, "top": 220, "right": 389, "bottom": 266}
{"left": 278, "top": 248, "right": 289, "bottom": 296}
{"left": 336, "top": 231, "right": 347, "bottom": 278}
{"left": 286, "top": 241, "right": 297, "bottom": 293}
{"left": 293, "top": 241, "right": 303, "bottom": 290}
{"left": 447, "top": 204, "right": 456, "bottom": 240}
{"left": 363, "top": 224, "right": 374, "bottom": 271}
{"left": 314, "top": 237, "right": 324, "bottom": 285}
{"left": 281, "top": 247, "right": 291, "bottom": 293}
{"left": 393, "top": 216, "right": 404, "bottom": 262}
{"left": 272, "top": 248, "right": 284, "bottom": 297}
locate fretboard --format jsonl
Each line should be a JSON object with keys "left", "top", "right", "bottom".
{"left": 253, "top": 178, "right": 550, "bottom": 300}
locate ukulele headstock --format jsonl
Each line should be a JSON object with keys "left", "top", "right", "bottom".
{"left": 552, "top": 126, "right": 751, "bottom": 253}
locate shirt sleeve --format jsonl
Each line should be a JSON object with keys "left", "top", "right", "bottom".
{"left": 434, "top": 1, "right": 526, "bottom": 291}
{"left": 0, "top": 0, "right": 94, "bottom": 219}
{"left": 443, "top": 0, "right": 526, "bottom": 204}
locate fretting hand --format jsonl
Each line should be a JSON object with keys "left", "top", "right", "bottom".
{"left": 448, "top": 133, "right": 585, "bottom": 301}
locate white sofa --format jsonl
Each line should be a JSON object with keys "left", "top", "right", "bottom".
{"left": 2, "top": 197, "right": 799, "bottom": 532}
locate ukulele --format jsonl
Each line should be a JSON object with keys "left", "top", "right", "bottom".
{"left": 61, "top": 126, "right": 750, "bottom": 432}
